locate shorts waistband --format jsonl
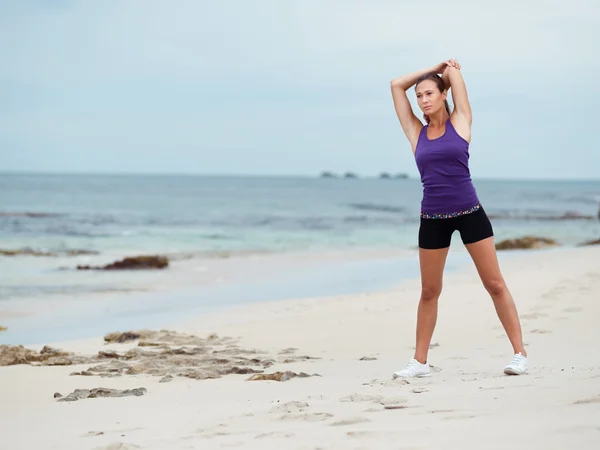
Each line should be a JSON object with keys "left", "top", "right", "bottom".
{"left": 420, "top": 203, "right": 481, "bottom": 219}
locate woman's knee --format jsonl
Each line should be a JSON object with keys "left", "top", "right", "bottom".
{"left": 483, "top": 278, "right": 506, "bottom": 297}
{"left": 421, "top": 285, "right": 442, "bottom": 301}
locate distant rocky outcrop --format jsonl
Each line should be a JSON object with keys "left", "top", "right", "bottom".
{"left": 578, "top": 238, "right": 600, "bottom": 246}
{"left": 77, "top": 255, "right": 169, "bottom": 270}
{"left": 495, "top": 236, "right": 560, "bottom": 250}
{"left": 319, "top": 171, "right": 337, "bottom": 178}
{"left": 343, "top": 172, "right": 358, "bottom": 179}
{"left": 0, "top": 248, "right": 99, "bottom": 257}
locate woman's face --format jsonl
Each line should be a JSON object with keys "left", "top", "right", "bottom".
{"left": 415, "top": 79, "right": 446, "bottom": 116}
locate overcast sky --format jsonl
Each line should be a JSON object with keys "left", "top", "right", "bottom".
{"left": 1, "top": 0, "right": 598, "bottom": 179}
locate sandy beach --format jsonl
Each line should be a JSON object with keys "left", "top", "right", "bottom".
{"left": 1, "top": 245, "right": 599, "bottom": 450}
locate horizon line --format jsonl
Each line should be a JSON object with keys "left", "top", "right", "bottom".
{"left": 0, "top": 170, "right": 599, "bottom": 183}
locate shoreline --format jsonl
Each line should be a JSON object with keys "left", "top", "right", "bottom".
{"left": 1, "top": 245, "right": 599, "bottom": 449}
{"left": 0, "top": 243, "right": 590, "bottom": 347}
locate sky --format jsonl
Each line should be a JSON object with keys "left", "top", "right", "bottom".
{"left": 1, "top": 0, "right": 599, "bottom": 179}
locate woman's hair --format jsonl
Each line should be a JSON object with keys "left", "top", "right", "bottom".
{"left": 415, "top": 72, "right": 451, "bottom": 124}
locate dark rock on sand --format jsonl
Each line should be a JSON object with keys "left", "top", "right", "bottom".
{"left": 495, "top": 236, "right": 559, "bottom": 250}
{"left": 4, "top": 330, "right": 320, "bottom": 385}
{"left": 104, "top": 331, "right": 152, "bottom": 344}
{"left": 77, "top": 255, "right": 168, "bottom": 270}
{"left": 0, "top": 345, "right": 79, "bottom": 366}
{"left": 56, "top": 387, "right": 147, "bottom": 402}
{"left": 578, "top": 238, "right": 600, "bottom": 246}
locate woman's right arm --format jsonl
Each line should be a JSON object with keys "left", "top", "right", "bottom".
{"left": 390, "top": 67, "right": 432, "bottom": 152}
{"left": 390, "top": 63, "right": 445, "bottom": 152}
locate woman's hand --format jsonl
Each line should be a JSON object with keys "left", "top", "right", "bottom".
{"left": 434, "top": 59, "right": 461, "bottom": 74}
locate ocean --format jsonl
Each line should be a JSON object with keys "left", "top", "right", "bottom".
{"left": 1, "top": 173, "right": 599, "bottom": 255}
{"left": 1, "top": 173, "right": 599, "bottom": 344}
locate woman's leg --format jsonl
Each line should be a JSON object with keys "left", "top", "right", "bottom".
{"left": 464, "top": 236, "right": 527, "bottom": 357}
{"left": 394, "top": 218, "right": 453, "bottom": 378}
{"left": 414, "top": 246, "right": 450, "bottom": 363}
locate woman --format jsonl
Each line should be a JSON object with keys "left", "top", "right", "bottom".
{"left": 389, "top": 59, "right": 528, "bottom": 377}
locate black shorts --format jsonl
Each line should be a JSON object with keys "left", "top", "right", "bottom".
{"left": 418, "top": 206, "right": 494, "bottom": 250}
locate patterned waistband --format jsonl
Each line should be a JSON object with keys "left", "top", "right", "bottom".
{"left": 420, "top": 203, "right": 481, "bottom": 219}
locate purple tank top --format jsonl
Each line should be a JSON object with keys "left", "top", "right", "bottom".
{"left": 414, "top": 118, "right": 479, "bottom": 215}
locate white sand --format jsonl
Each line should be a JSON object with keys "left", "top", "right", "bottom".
{"left": 1, "top": 246, "right": 599, "bottom": 449}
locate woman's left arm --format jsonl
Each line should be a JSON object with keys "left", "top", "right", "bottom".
{"left": 442, "top": 61, "right": 472, "bottom": 126}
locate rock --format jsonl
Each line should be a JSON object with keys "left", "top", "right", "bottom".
{"left": 98, "top": 350, "right": 122, "bottom": 359}
{"left": 53, "top": 392, "right": 63, "bottom": 398}
{"left": 43, "top": 356, "right": 73, "bottom": 366}
{"left": 71, "top": 370, "right": 95, "bottom": 376}
{"left": 578, "top": 238, "right": 600, "bottom": 246}
{"left": 0, "top": 345, "right": 72, "bottom": 366}
{"left": 77, "top": 255, "right": 168, "bottom": 271}
{"left": 319, "top": 171, "right": 337, "bottom": 178}
{"left": 56, "top": 387, "right": 147, "bottom": 402}
{"left": 343, "top": 172, "right": 358, "bottom": 179}
{"left": 359, "top": 356, "right": 377, "bottom": 361}
{"left": 4, "top": 329, "right": 320, "bottom": 384}
{"left": 247, "top": 371, "right": 321, "bottom": 382}
{"left": 104, "top": 331, "right": 152, "bottom": 344}
{"left": 495, "top": 236, "right": 559, "bottom": 250}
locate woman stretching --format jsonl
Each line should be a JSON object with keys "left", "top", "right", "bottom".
{"left": 390, "top": 59, "right": 527, "bottom": 377}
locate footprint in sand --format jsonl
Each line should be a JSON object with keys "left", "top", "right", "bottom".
{"left": 339, "top": 393, "right": 383, "bottom": 403}
{"left": 93, "top": 444, "right": 141, "bottom": 450}
{"left": 270, "top": 401, "right": 309, "bottom": 413}
{"left": 530, "top": 329, "right": 552, "bottom": 334}
{"left": 573, "top": 395, "right": 600, "bottom": 405}
{"left": 255, "top": 431, "right": 295, "bottom": 439}
{"left": 330, "top": 417, "right": 370, "bottom": 426}
{"left": 279, "top": 412, "right": 333, "bottom": 422}
{"left": 442, "top": 414, "right": 476, "bottom": 420}
{"left": 363, "top": 378, "right": 410, "bottom": 387}
{"left": 520, "top": 313, "right": 549, "bottom": 320}
{"left": 83, "top": 431, "right": 105, "bottom": 437}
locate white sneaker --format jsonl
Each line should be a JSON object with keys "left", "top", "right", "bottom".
{"left": 393, "top": 358, "right": 431, "bottom": 378}
{"left": 504, "top": 353, "right": 528, "bottom": 375}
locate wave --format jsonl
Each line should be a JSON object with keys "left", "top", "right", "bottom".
{"left": 488, "top": 210, "right": 597, "bottom": 221}
{"left": 0, "top": 211, "right": 66, "bottom": 218}
{"left": 346, "top": 203, "right": 405, "bottom": 214}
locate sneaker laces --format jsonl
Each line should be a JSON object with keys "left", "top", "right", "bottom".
{"left": 509, "top": 353, "right": 525, "bottom": 366}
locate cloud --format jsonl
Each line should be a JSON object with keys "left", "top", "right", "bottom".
{"left": 0, "top": 0, "right": 599, "bottom": 177}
